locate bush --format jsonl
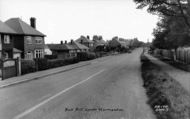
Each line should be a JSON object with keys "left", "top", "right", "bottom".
{"left": 21, "top": 60, "right": 36, "bottom": 75}
{"left": 35, "top": 58, "right": 48, "bottom": 71}
{"left": 47, "top": 59, "right": 67, "bottom": 68}
{"left": 77, "top": 52, "right": 96, "bottom": 61}
{"left": 44, "top": 55, "right": 57, "bottom": 59}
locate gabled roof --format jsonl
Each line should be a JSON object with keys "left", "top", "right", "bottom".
{"left": 93, "top": 39, "right": 107, "bottom": 47}
{"left": 76, "top": 36, "right": 93, "bottom": 43}
{"left": 0, "top": 20, "right": 16, "bottom": 34}
{"left": 47, "top": 44, "right": 74, "bottom": 51}
{"left": 5, "top": 18, "right": 45, "bottom": 36}
{"left": 70, "top": 41, "right": 89, "bottom": 50}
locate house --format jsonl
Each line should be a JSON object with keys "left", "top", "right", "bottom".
{"left": 109, "top": 37, "right": 129, "bottom": 49}
{"left": 48, "top": 41, "right": 76, "bottom": 59}
{"left": 0, "top": 20, "right": 19, "bottom": 59}
{"left": 76, "top": 36, "right": 94, "bottom": 48}
{"left": 5, "top": 17, "right": 46, "bottom": 60}
{"left": 93, "top": 38, "right": 107, "bottom": 48}
{"left": 69, "top": 40, "right": 89, "bottom": 52}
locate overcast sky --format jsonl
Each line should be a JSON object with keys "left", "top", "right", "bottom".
{"left": 0, "top": 0, "right": 158, "bottom": 43}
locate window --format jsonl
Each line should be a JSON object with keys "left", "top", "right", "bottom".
{"left": 35, "top": 37, "right": 43, "bottom": 44}
{"left": 34, "top": 49, "right": 44, "bottom": 58}
{"left": 4, "top": 35, "right": 10, "bottom": 44}
{"left": 25, "top": 36, "right": 32, "bottom": 44}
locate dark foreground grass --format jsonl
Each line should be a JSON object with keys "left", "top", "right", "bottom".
{"left": 141, "top": 54, "right": 190, "bottom": 119}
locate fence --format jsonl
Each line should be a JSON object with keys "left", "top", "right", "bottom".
{"left": 153, "top": 47, "right": 190, "bottom": 64}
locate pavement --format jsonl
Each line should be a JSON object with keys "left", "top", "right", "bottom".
{"left": 145, "top": 53, "right": 190, "bottom": 93}
{"left": 0, "top": 55, "right": 113, "bottom": 88}
{"left": 0, "top": 48, "right": 156, "bottom": 119}
{"left": 0, "top": 61, "right": 91, "bottom": 88}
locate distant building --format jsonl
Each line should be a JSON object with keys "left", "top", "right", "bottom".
{"left": 109, "top": 37, "right": 130, "bottom": 49}
{"left": 93, "top": 39, "right": 107, "bottom": 48}
{"left": 5, "top": 17, "right": 46, "bottom": 60}
{"left": 76, "top": 36, "right": 93, "bottom": 48}
{"left": 48, "top": 41, "right": 76, "bottom": 59}
{"left": 69, "top": 40, "right": 89, "bottom": 52}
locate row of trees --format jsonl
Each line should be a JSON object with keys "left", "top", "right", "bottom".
{"left": 133, "top": 0, "right": 190, "bottom": 50}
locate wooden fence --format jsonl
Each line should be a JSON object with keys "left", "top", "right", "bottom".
{"left": 153, "top": 47, "right": 190, "bottom": 64}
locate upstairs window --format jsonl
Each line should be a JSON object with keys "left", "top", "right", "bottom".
{"left": 25, "top": 36, "right": 32, "bottom": 44}
{"left": 4, "top": 35, "right": 10, "bottom": 44}
{"left": 35, "top": 37, "right": 43, "bottom": 44}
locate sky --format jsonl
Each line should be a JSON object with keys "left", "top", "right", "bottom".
{"left": 0, "top": 0, "right": 158, "bottom": 43}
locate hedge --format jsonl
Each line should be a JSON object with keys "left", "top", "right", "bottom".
{"left": 21, "top": 60, "right": 36, "bottom": 75}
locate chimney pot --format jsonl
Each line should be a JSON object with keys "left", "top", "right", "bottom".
{"left": 65, "top": 40, "right": 67, "bottom": 44}
{"left": 60, "top": 41, "right": 63, "bottom": 44}
{"left": 71, "top": 39, "right": 73, "bottom": 44}
{"left": 30, "top": 17, "right": 36, "bottom": 29}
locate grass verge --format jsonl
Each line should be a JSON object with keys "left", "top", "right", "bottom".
{"left": 141, "top": 53, "right": 190, "bottom": 119}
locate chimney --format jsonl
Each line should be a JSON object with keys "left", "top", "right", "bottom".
{"left": 60, "top": 40, "right": 63, "bottom": 44}
{"left": 81, "top": 39, "right": 83, "bottom": 44}
{"left": 65, "top": 40, "right": 67, "bottom": 44}
{"left": 30, "top": 17, "right": 36, "bottom": 29}
{"left": 71, "top": 39, "right": 73, "bottom": 44}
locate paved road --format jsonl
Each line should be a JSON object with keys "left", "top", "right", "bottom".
{"left": 0, "top": 48, "right": 155, "bottom": 119}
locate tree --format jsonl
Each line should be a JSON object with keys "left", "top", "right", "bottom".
{"left": 133, "top": 0, "right": 190, "bottom": 29}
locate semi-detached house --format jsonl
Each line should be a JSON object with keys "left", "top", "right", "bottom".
{"left": 5, "top": 17, "right": 46, "bottom": 60}
{"left": 0, "top": 20, "right": 19, "bottom": 59}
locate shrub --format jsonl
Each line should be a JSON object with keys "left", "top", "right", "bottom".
{"left": 35, "top": 58, "right": 48, "bottom": 71}
{"left": 47, "top": 59, "right": 66, "bottom": 68}
{"left": 21, "top": 60, "right": 36, "bottom": 75}
{"left": 44, "top": 55, "right": 57, "bottom": 59}
{"left": 77, "top": 52, "right": 96, "bottom": 61}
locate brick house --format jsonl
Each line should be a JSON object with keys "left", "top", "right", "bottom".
{"left": 5, "top": 17, "right": 46, "bottom": 60}
{"left": 0, "top": 20, "right": 18, "bottom": 59}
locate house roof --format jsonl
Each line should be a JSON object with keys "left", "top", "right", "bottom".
{"left": 0, "top": 20, "right": 17, "bottom": 34}
{"left": 109, "top": 38, "right": 129, "bottom": 48}
{"left": 76, "top": 36, "right": 93, "bottom": 43}
{"left": 93, "top": 39, "right": 107, "bottom": 47}
{"left": 5, "top": 18, "right": 45, "bottom": 36}
{"left": 47, "top": 44, "right": 75, "bottom": 51}
{"left": 69, "top": 41, "right": 89, "bottom": 50}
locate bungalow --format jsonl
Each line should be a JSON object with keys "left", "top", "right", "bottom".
{"left": 0, "top": 20, "right": 21, "bottom": 59}
{"left": 48, "top": 41, "right": 76, "bottom": 59}
{"left": 5, "top": 17, "right": 46, "bottom": 60}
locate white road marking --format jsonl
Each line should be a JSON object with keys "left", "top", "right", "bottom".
{"left": 14, "top": 69, "right": 105, "bottom": 119}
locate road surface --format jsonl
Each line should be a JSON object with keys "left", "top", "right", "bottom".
{"left": 0, "top": 48, "right": 155, "bottom": 119}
